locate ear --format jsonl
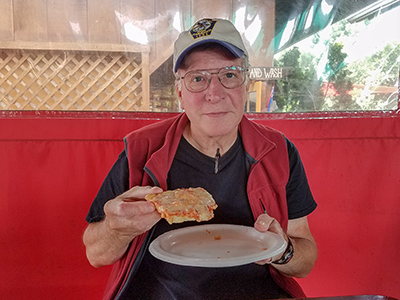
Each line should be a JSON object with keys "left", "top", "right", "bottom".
{"left": 244, "top": 81, "right": 250, "bottom": 106}
{"left": 245, "top": 77, "right": 251, "bottom": 92}
{"left": 175, "top": 81, "right": 184, "bottom": 109}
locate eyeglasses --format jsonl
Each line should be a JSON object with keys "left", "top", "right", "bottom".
{"left": 179, "top": 66, "right": 247, "bottom": 93}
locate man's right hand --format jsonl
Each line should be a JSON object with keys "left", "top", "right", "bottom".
{"left": 83, "top": 186, "right": 163, "bottom": 267}
{"left": 104, "top": 186, "right": 163, "bottom": 237}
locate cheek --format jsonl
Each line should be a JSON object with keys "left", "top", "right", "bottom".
{"left": 180, "top": 92, "right": 203, "bottom": 111}
{"left": 178, "top": 92, "right": 190, "bottom": 110}
{"left": 231, "top": 89, "right": 247, "bottom": 108}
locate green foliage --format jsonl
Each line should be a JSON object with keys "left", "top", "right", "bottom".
{"left": 273, "top": 47, "right": 324, "bottom": 112}
{"left": 322, "top": 42, "right": 357, "bottom": 111}
{"left": 351, "top": 43, "right": 400, "bottom": 86}
{"left": 349, "top": 42, "right": 400, "bottom": 110}
{"left": 272, "top": 20, "right": 399, "bottom": 112}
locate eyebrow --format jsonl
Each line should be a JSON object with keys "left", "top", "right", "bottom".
{"left": 184, "top": 66, "right": 244, "bottom": 73}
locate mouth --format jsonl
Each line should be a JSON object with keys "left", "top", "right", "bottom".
{"left": 205, "top": 112, "right": 228, "bottom": 118}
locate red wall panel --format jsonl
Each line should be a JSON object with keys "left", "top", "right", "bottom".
{"left": 0, "top": 112, "right": 399, "bottom": 299}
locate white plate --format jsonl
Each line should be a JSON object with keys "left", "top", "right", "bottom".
{"left": 149, "top": 224, "right": 287, "bottom": 267}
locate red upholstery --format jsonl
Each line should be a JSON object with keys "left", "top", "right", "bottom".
{"left": 0, "top": 111, "right": 399, "bottom": 299}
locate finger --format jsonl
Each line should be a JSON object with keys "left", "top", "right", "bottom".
{"left": 105, "top": 197, "right": 156, "bottom": 218}
{"left": 123, "top": 200, "right": 157, "bottom": 215}
{"left": 128, "top": 210, "right": 161, "bottom": 233}
{"left": 119, "top": 186, "right": 163, "bottom": 201}
{"left": 106, "top": 208, "right": 161, "bottom": 236}
{"left": 254, "top": 257, "right": 273, "bottom": 265}
{"left": 254, "top": 213, "right": 274, "bottom": 231}
{"left": 254, "top": 214, "right": 284, "bottom": 236}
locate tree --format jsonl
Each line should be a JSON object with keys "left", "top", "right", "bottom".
{"left": 322, "top": 42, "right": 356, "bottom": 111}
{"left": 272, "top": 16, "right": 400, "bottom": 112}
{"left": 273, "top": 47, "right": 324, "bottom": 112}
{"left": 350, "top": 42, "right": 400, "bottom": 110}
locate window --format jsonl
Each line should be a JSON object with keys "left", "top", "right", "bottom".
{"left": 0, "top": 0, "right": 398, "bottom": 114}
{"left": 269, "top": 0, "right": 400, "bottom": 113}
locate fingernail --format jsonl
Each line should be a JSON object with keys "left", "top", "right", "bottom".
{"left": 144, "top": 203, "right": 155, "bottom": 213}
{"left": 258, "top": 220, "right": 267, "bottom": 228}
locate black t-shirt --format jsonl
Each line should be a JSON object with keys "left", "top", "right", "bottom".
{"left": 85, "top": 134, "right": 317, "bottom": 299}
{"left": 86, "top": 135, "right": 316, "bottom": 223}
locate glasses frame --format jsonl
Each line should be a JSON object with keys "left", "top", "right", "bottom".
{"left": 179, "top": 65, "right": 247, "bottom": 93}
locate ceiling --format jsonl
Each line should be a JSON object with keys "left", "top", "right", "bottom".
{"left": 274, "top": 0, "right": 399, "bottom": 52}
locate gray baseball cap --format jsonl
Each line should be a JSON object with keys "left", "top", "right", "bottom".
{"left": 173, "top": 18, "right": 248, "bottom": 72}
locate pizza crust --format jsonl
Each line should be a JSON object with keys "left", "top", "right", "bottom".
{"left": 145, "top": 187, "right": 218, "bottom": 224}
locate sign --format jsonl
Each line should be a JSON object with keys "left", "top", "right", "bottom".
{"left": 249, "top": 67, "right": 292, "bottom": 81}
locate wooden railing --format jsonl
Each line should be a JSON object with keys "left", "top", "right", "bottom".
{"left": 0, "top": 42, "right": 150, "bottom": 111}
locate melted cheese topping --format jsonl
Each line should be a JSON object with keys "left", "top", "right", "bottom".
{"left": 145, "top": 187, "right": 218, "bottom": 224}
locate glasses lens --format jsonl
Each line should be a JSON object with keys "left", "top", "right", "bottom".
{"left": 181, "top": 66, "right": 246, "bottom": 92}
{"left": 184, "top": 71, "right": 209, "bottom": 92}
{"left": 218, "top": 66, "right": 245, "bottom": 89}
{"left": 218, "top": 67, "right": 245, "bottom": 89}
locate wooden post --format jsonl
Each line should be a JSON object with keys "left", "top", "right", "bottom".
{"left": 141, "top": 52, "right": 150, "bottom": 111}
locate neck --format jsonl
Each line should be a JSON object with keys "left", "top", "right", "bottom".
{"left": 183, "top": 123, "right": 238, "bottom": 157}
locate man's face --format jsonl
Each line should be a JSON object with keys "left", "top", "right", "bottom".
{"left": 176, "top": 49, "right": 248, "bottom": 140}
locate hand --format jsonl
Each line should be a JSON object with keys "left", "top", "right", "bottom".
{"left": 104, "top": 185, "right": 163, "bottom": 239}
{"left": 83, "top": 185, "right": 164, "bottom": 267}
{"left": 252, "top": 215, "right": 317, "bottom": 277}
{"left": 253, "top": 213, "right": 288, "bottom": 265}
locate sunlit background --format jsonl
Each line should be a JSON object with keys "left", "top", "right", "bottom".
{"left": 0, "top": 0, "right": 399, "bottom": 113}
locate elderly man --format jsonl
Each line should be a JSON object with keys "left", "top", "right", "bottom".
{"left": 83, "top": 18, "right": 317, "bottom": 300}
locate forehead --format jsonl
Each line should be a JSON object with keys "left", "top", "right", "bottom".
{"left": 179, "top": 48, "right": 242, "bottom": 72}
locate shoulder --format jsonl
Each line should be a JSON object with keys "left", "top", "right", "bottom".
{"left": 241, "top": 116, "right": 285, "bottom": 138}
{"left": 123, "top": 113, "right": 188, "bottom": 166}
{"left": 125, "top": 114, "right": 182, "bottom": 141}
{"left": 240, "top": 116, "right": 287, "bottom": 152}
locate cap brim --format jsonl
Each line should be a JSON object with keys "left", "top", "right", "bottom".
{"left": 174, "top": 40, "right": 245, "bottom": 72}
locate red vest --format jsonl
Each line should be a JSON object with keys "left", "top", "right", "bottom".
{"left": 103, "top": 113, "right": 306, "bottom": 299}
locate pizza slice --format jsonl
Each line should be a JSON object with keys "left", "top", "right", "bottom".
{"left": 145, "top": 187, "right": 218, "bottom": 224}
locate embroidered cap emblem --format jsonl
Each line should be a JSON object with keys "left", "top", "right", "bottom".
{"left": 189, "top": 19, "right": 217, "bottom": 40}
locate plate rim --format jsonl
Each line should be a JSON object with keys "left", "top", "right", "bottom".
{"left": 149, "top": 224, "right": 287, "bottom": 268}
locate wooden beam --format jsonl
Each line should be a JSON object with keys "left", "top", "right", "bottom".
{"left": 0, "top": 0, "right": 13, "bottom": 41}
{"left": 0, "top": 41, "right": 150, "bottom": 53}
{"left": 149, "top": 43, "right": 174, "bottom": 74}
{"left": 14, "top": 0, "right": 47, "bottom": 42}
{"left": 141, "top": 52, "right": 151, "bottom": 110}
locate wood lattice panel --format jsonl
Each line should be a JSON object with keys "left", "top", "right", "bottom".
{"left": 0, "top": 49, "right": 147, "bottom": 111}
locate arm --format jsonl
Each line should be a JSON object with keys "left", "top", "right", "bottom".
{"left": 254, "top": 214, "right": 317, "bottom": 278}
{"left": 83, "top": 186, "right": 163, "bottom": 268}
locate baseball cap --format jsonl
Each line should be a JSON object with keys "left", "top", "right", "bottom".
{"left": 173, "top": 18, "right": 248, "bottom": 72}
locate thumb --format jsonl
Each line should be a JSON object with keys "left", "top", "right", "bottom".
{"left": 254, "top": 213, "right": 284, "bottom": 236}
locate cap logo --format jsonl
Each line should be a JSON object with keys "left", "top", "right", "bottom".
{"left": 189, "top": 19, "right": 217, "bottom": 40}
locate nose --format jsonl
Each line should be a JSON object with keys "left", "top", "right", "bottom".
{"left": 205, "top": 74, "right": 226, "bottom": 102}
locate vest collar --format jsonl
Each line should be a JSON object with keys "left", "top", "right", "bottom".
{"left": 144, "top": 113, "right": 188, "bottom": 190}
{"left": 239, "top": 115, "right": 277, "bottom": 161}
{"left": 144, "top": 114, "right": 278, "bottom": 189}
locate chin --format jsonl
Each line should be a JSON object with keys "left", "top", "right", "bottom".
{"left": 203, "top": 123, "right": 237, "bottom": 137}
